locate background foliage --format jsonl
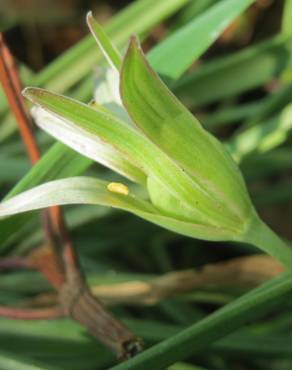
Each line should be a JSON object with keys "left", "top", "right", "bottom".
{"left": 1, "top": 0, "right": 292, "bottom": 369}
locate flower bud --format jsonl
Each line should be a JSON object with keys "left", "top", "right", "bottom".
{"left": 120, "top": 37, "right": 256, "bottom": 241}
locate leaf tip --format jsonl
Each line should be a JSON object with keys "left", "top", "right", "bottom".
{"left": 22, "top": 86, "right": 32, "bottom": 98}
{"left": 86, "top": 10, "right": 94, "bottom": 28}
{"left": 22, "top": 87, "right": 46, "bottom": 104}
{"left": 128, "top": 35, "right": 141, "bottom": 53}
{"left": 122, "top": 35, "right": 142, "bottom": 72}
{"left": 22, "top": 87, "right": 41, "bottom": 104}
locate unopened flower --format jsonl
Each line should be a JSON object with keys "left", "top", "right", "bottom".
{"left": 0, "top": 15, "right": 274, "bottom": 249}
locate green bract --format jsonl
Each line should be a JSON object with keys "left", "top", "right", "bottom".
{"left": 121, "top": 37, "right": 255, "bottom": 239}
{"left": 0, "top": 17, "right": 256, "bottom": 243}
{"left": 1, "top": 13, "right": 292, "bottom": 270}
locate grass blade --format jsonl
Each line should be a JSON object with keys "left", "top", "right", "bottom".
{"left": 86, "top": 12, "right": 122, "bottom": 71}
{"left": 0, "top": 177, "right": 237, "bottom": 241}
{"left": 31, "top": 106, "right": 147, "bottom": 184}
{"left": 121, "top": 37, "right": 251, "bottom": 232}
{"left": 109, "top": 272, "right": 292, "bottom": 370}
{"left": 30, "top": 0, "right": 190, "bottom": 93}
{"left": 0, "top": 350, "right": 60, "bottom": 370}
{"left": 174, "top": 35, "right": 292, "bottom": 108}
{"left": 0, "top": 143, "right": 91, "bottom": 247}
{"left": 148, "top": 0, "right": 255, "bottom": 80}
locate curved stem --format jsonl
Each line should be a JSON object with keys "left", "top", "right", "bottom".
{"left": 244, "top": 217, "right": 292, "bottom": 271}
{"left": 0, "top": 305, "right": 63, "bottom": 320}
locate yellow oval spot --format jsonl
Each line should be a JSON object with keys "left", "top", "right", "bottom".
{"left": 107, "top": 182, "right": 129, "bottom": 195}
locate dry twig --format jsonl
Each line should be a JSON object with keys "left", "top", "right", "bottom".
{"left": 0, "top": 34, "right": 141, "bottom": 359}
{"left": 27, "top": 255, "right": 284, "bottom": 307}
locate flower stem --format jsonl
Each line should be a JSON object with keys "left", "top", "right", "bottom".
{"left": 244, "top": 217, "right": 292, "bottom": 271}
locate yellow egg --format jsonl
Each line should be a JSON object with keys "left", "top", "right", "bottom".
{"left": 107, "top": 182, "right": 129, "bottom": 195}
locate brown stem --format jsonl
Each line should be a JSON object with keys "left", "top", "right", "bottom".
{"left": 0, "top": 33, "right": 141, "bottom": 359}
{"left": 28, "top": 245, "right": 65, "bottom": 290}
{"left": 0, "top": 32, "right": 78, "bottom": 284}
{"left": 0, "top": 34, "right": 39, "bottom": 164}
{"left": 28, "top": 255, "right": 284, "bottom": 307}
{"left": 0, "top": 305, "right": 63, "bottom": 320}
{"left": 95, "top": 254, "right": 282, "bottom": 305}
{"left": 48, "top": 206, "right": 81, "bottom": 279}
{"left": 59, "top": 271, "right": 143, "bottom": 359}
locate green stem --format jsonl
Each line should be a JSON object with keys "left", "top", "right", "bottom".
{"left": 244, "top": 217, "right": 292, "bottom": 271}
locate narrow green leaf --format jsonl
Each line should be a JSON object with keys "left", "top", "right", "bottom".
{"left": 228, "top": 103, "right": 292, "bottom": 162}
{"left": 241, "top": 148, "right": 292, "bottom": 181}
{"left": 23, "top": 88, "right": 151, "bottom": 183}
{"left": 173, "top": 0, "right": 217, "bottom": 29}
{"left": 0, "top": 177, "right": 236, "bottom": 241}
{"left": 0, "top": 177, "right": 154, "bottom": 218}
{"left": 213, "top": 331, "right": 292, "bottom": 358}
{"left": 168, "top": 363, "right": 207, "bottom": 370}
{"left": 23, "top": 87, "right": 232, "bottom": 231}
{"left": 109, "top": 272, "right": 292, "bottom": 370}
{"left": 86, "top": 14, "right": 131, "bottom": 123}
{"left": 148, "top": 0, "right": 255, "bottom": 80}
{"left": 0, "top": 350, "right": 60, "bottom": 370}
{"left": 0, "top": 0, "right": 190, "bottom": 142}
{"left": 0, "top": 319, "right": 110, "bottom": 370}
{"left": 31, "top": 106, "right": 146, "bottom": 184}
{"left": 0, "top": 1, "right": 193, "bottom": 248}
{"left": 0, "top": 155, "right": 30, "bottom": 183}
{"left": 121, "top": 37, "right": 253, "bottom": 233}
{"left": 282, "top": 0, "right": 292, "bottom": 36}
{"left": 32, "top": 0, "right": 190, "bottom": 92}
{"left": 174, "top": 35, "right": 292, "bottom": 108}
{"left": 6, "top": 145, "right": 90, "bottom": 199}
{"left": 204, "top": 84, "right": 292, "bottom": 129}
{"left": 86, "top": 12, "right": 122, "bottom": 71}
{"left": 203, "top": 100, "right": 265, "bottom": 129}
{"left": 0, "top": 143, "right": 91, "bottom": 247}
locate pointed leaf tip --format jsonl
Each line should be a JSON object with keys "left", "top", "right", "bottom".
{"left": 120, "top": 24, "right": 253, "bottom": 232}
{"left": 129, "top": 35, "right": 140, "bottom": 47}
{"left": 87, "top": 12, "right": 122, "bottom": 70}
{"left": 86, "top": 10, "right": 93, "bottom": 23}
{"left": 22, "top": 87, "right": 48, "bottom": 105}
{"left": 126, "top": 35, "right": 142, "bottom": 56}
{"left": 22, "top": 87, "right": 33, "bottom": 99}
